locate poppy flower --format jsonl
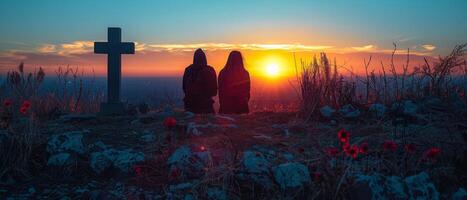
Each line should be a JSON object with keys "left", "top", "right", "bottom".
{"left": 325, "top": 147, "right": 339, "bottom": 157}
{"left": 133, "top": 165, "right": 142, "bottom": 177}
{"left": 404, "top": 143, "right": 416, "bottom": 153}
{"left": 297, "top": 147, "right": 305, "bottom": 153}
{"left": 3, "top": 99, "right": 12, "bottom": 107}
{"left": 345, "top": 145, "right": 359, "bottom": 159}
{"left": 19, "top": 106, "right": 28, "bottom": 114}
{"left": 170, "top": 167, "right": 181, "bottom": 179}
{"left": 22, "top": 100, "right": 31, "bottom": 108}
{"left": 337, "top": 129, "right": 350, "bottom": 143}
{"left": 342, "top": 142, "right": 350, "bottom": 151}
{"left": 424, "top": 147, "right": 440, "bottom": 159}
{"left": 163, "top": 117, "right": 177, "bottom": 130}
{"left": 359, "top": 142, "right": 369, "bottom": 154}
{"left": 199, "top": 145, "right": 206, "bottom": 151}
{"left": 383, "top": 140, "right": 398, "bottom": 151}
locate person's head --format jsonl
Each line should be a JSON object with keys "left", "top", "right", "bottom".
{"left": 225, "top": 50, "right": 245, "bottom": 70}
{"left": 193, "top": 48, "right": 207, "bottom": 66}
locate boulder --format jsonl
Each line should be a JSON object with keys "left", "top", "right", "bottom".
{"left": 351, "top": 172, "right": 439, "bottom": 200}
{"left": 141, "top": 130, "right": 156, "bottom": 142}
{"left": 369, "top": 103, "right": 386, "bottom": 117}
{"left": 90, "top": 147, "right": 145, "bottom": 174}
{"left": 320, "top": 106, "right": 335, "bottom": 118}
{"left": 273, "top": 163, "right": 311, "bottom": 190}
{"left": 340, "top": 104, "right": 361, "bottom": 118}
{"left": 47, "top": 153, "right": 76, "bottom": 167}
{"left": 452, "top": 188, "right": 467, "bottom": 200}
{"left": 405, "top": 172, "right": 439, "bottom": 199}
{"left": 167, "top": 145, "right": 210, "bottom": 180}
{"left": 238, "top": 150, "right": 274, "bottom": 189}
{"left": 47, "top": 130, "right": 88, "bottom": 154}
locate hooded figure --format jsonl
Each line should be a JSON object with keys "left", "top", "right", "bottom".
{"left": 182, "top": 49, "right": 217, "bottom": 114}
{"left": 218, "top": 51, "right": 250, "bottom": 114}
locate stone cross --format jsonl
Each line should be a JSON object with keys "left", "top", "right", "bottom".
{"left": 94, "top": 27, "right": 135, "bottom": 115}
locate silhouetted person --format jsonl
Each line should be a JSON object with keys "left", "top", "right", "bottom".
{"left": 183, "top": 49, "right": 217, "bottom": 114}
{"left": 218, "top": 51, "right": 250, "bottom": 114}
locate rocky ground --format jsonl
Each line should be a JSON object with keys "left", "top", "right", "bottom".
{"left": 1, "top": 97, "right": 467, "bottom": 199}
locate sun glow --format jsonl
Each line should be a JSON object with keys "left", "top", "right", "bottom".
{"left": 265, "top": 63, "right": 280, "bottom": 77}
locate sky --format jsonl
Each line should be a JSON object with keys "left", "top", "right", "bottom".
{"left": 0, "top": 0, "right": 466, "bottom": 77}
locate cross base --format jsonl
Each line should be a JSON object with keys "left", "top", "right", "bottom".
{"left": 99, "top": 102, "right": 126, "bottom": 116}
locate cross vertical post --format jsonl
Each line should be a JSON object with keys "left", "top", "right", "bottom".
{"left": 94, "top": 27, "right": 135, "bottom": 115}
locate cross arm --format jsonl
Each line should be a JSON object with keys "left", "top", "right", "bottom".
{"left": 120, "top": 42, "right": 135, "bottom": 54}
{"left": 94, "top": 42, "right": 109, "bottom": 54}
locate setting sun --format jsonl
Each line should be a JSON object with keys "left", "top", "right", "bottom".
{"left": 265, "top": 63, "right": 280, "bottom": 77}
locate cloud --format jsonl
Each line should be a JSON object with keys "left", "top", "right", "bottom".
{"left": 421, "top": 44, "right": 436, "bottom": 51}
{"left": 351, "top": 44, "right": 376, "bottom": 51}
{"left": 144, "top": 43, "right": 334, "bottom": 52}
{"left": 59, "top": 41, "right": 94, "bottom": 55}
{"left": 37, "top": 44, "right": 56, "bottom": 53}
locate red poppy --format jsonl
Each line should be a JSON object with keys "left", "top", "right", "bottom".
{"left": 383, "top": 140, "right": 398, "bottom": 151}
{"left": 22, "top": 100, "right": 31, "bottom": 108}
{"left": 3, "top": 99, "right": 12, "bottom": 107}
{"left": 404, "top": 143, "right": 416, "bottom": 153}
{"left": 170, "top": 167, "right": 181, "bottom": 179}
{"left": 337, "top": 129, "right": 350, "bottom": 143}
{"left": 133, "top": 165, "right": 142, "bottom": 177}
{"left": 199, "top": 145, "right": 206, "bottom": 151}
{"left": 359, "top": 142, "right": 369, "bottom": 154}
{"left": 345, "top": 145, "right": 359, "bottom": 159}
{"left": 297, "top": 147, "right": 305, "bottom": 153}
{"left": 163, "top": 117, "right": 177, "bottom": 130}
{"left": 325, "top": 147, "right": 340, "bottom": 157}
{"left": 19, "top": 106, "right": 28, "bottom": 114}
{"left": 424, "top": 147, "right": 440, "bottom": 159}
{"left": 342, "top": 142, "right": 350, "bottom": 151}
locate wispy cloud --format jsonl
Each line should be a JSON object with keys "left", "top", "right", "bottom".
{"left": 146, "top": 43, "right": 334, "bottom": 52}
{"left": 59, "top": 41, "right": 94, "bottom": 55}
{"left": 421, "top": 44, "right": 436, "bottom": 51}
{"left": 37, "top": 44, "right": 56, "bottom": 53}
{"left": 351, "top": 44, "right": 376, "bottom": 51}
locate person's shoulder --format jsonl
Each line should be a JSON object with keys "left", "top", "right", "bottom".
{"left": 206, "top": 65, "right": 217, "bottom": 73}
{"left": 184, "top": 64, "right": 195, "bottom": 71}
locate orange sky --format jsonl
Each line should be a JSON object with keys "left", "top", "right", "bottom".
{"left": 0, "top": 45, "right": 434, "bottom": 79}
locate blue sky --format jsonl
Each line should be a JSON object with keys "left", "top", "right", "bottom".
{"left": 1, "top": 0, "right": 466, "bottom": 53}
{"left": 0, "top": 0, "right": 466, "bottom": 76}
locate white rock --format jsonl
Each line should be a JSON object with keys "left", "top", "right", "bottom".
{"left": 239, "top": 150, "right": 273, "bottom": 188}
{"left": 186, "top": 122, "right": 202, "bottom": 136}
{"left": 320, "top": 106, "right": 335, "bottom": 118}
{"left": 90, "top": 150, "right": 114, "bottom": 174}
{"left": 453, "top": 188, "right": 467, "bottom": 200}
{"left": 90, "top": 148, "right": 145, "bottom": 174}
{"left": 113, "top": 149, "right": 145, "bottom": 172}
{"left": 339, "top": 104, "right": 361, "bottom": 118}
{"left": 47, "top": 153, "right": 75, "bottom": 167}
{"left": 167, "top": 145, "right": 209, "bottom": 179}
{"left": 47, "top": 130, "right": 88, "bottom": 154}
{"left": 352, "top": 172, "right": 439, "bottom": 199}
{"left": 273, "top": 163, "right": 311, "bottom": 190}
{"left": 141, "top": 130, "right": 156, "bottom": 142}
{"left": 405, "top": 172, "right": 439, "bottom": 199}
{"left": 369, "top": 103, "right": 386, "bottom": 117}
